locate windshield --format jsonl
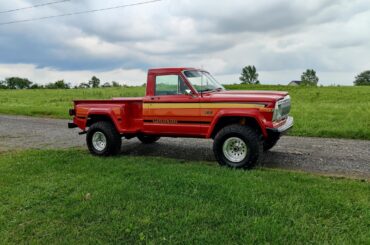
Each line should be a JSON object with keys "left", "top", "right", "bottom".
{"left": 183, "top": 70, "right": 225, "bottom": 93}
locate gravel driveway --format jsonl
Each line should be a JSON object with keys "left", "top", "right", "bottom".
{"left": 1, "top": 115, "right": 369, "bottom": 179}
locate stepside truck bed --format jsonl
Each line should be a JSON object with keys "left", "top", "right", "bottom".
{"left": 71, "top": 98, "right": 144, "bottom": 134}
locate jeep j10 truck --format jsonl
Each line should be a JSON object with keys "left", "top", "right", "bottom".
{"left": 68, "top": 68, "right": 293, "bottom": 169}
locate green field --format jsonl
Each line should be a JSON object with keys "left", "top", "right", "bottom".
{"left": 0, "top": 150, "right": 369, "bottom": 244}
{"left": 0, "top": 85, "right": 369, "bottom": 140}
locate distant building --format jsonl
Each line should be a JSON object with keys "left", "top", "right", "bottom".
{"left": 288, "top": 80, "right": 302, "bottom": 86}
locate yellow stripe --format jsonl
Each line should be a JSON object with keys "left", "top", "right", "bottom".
{"left": 143, "top": 103, "right": 265, "bottom": 109}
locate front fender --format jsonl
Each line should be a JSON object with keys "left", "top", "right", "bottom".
{"left": 206, "top": 109, "right": 268, "bottom": 138}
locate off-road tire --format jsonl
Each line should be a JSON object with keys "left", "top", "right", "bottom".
{"left": 87, "top": 121, "right": 122, "bottom": 156}
{"left": 213, "top": 124, "right": 263, "bottom": 169}
{"left": 137, "top": 134, "right": 160, "bottom": 144}
{"left": 263, "top": 133, "right": 280, "bottom": 152}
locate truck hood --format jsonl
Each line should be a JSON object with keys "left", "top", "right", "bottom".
{"left": 203, "top": 90, "right": 288, "bottom": 103}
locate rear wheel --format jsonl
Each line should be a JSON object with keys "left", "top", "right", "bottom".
{"left": 87, "top": 121, "right": 122, "bottom": 156}
{"left": 213, "top": 124, "right": 263, "bottom": 169}
{"left": 137, "top": 134, "right": 160, "bottom": 144}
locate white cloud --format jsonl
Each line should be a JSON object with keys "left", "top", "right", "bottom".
{"left": 0, "top": 0, "right": 369, "bottom": 85}
{"left": 0, "top": 64, "right": 147, "bottom": 86}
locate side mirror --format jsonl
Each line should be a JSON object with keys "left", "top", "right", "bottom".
{"left": 185, "top": 89, "right": 193, "bottom": 96}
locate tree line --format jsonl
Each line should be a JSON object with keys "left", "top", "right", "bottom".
{"left": 0, "top": 76, "right": 129, "bottom": 89}
{"left": 239, "top": 66, "right": 370, "bottom": 86}
{"left": 1, "top": 68, "right": 369, "bottom": 89}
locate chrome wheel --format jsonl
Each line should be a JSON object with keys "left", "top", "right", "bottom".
{"left": 92, "top": 131, "right": 107, "bottom": 152}
{"left": 222, "top": 137, "right": 248, "bottom": 163}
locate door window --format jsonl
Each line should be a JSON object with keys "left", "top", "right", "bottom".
{"left": 155, "top": 75, "right": 189, "bottom": 96}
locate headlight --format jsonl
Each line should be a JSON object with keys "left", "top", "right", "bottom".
{"left": 272, "top": 103, "right": 281, "bottom": 121}
{"left": 273, "top": 95, "right": 291, "bottom": 121}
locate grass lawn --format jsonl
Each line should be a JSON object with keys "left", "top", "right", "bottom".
{"left": 0, "top": 150, "right": 369, "bottom": 244}
{"left": 0, "top": 85, "right": 370, "bottom": 140}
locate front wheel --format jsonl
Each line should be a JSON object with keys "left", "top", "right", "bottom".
{"left": 86, "top": 121, "right": 122, "bottom": 156}
{"left": 213, "top": 124, "right": 263, "bottom": 169}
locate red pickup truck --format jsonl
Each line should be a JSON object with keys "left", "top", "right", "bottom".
{"left": 69, "top": 68, "right": 293, "bottom": 169}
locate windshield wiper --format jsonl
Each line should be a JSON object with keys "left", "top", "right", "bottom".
{"left": 201, "top": 88, "right": 224, "bottom": 93}
{"left": 208, "top": 87, "right": 224, "bottom": 93}
{"left": 200, "top": 88, "right": 213, "bottom": 93}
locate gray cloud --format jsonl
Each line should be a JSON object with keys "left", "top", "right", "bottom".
{"left": 0, "top": 0, "right": 369, "bottom": 85}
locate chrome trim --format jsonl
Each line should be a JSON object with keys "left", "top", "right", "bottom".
{"left": 222, "top": 137, "right": 248, "bottom": 163}
{"left": 92, "top": 132, "right": 107, "bottom": 152}
{"left": 268, "top": 116, "right": 294, "bottom": 134}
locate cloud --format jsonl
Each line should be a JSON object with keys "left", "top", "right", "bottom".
{"left": 0, "top": 0, "right": 369, "bottom": 85}
{"left": 0, "top": 63, "right": 147, "bottom": 86}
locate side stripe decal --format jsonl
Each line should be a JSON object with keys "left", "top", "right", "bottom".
{"left": 143, "top": 103, "right": 265, "bottom": 109}
{"left": 144, "top": 120, "right": 211, "bottom": 125}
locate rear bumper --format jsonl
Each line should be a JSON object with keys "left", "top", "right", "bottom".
{"left": 267, "top": 116, "right": 294, "bottom": 134}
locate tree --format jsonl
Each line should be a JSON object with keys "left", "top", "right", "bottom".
{"left": 112, "top": 81, "right": 121, "bottom": 87}
{"left": 46, "top": 80, "right": 70, "bottom": 89}
{"left": 5, "top": 77, "right": 32, "bottom": 89}
{"left": 102, "top": 82, "right": 112, "bottom": 88}
{"left": 0, "top": 80, "right": 6, "bottom": 89}
{"left": 354, "top": 70, "right": 370, "bottom": 86}
{"left": 240, "top": 66, "right": 260, "bottom": 84}
{"left": 301, "top": 69, "right": 319, "bottom": 86}
{"left": 30, "top": 84, "right": 44, "bottom": 89}
{"left": 89, "top": 76, "right": 100, "bottom": 88}
{"left": 56, "top": 80, "right": 70, "bottom": 89}
{"left": 79, "top": 83, "right": 90, "bottom": 88}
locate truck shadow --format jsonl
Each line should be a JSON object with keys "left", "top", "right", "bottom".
{"left": 120, "top": 138, "right": 290, "bottom": 168}
{"left": 120, "top": 138, "right": 214, "bottom": 162}
{"left": 118, "top": 137, "right": 370, "bottom": 179}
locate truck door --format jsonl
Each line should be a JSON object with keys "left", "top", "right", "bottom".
{"left": 143, "top": 74, "right": 202, "bottom": 136}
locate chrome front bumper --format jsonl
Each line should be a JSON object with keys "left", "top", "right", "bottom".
{"left": 267, "top": 116, "right": 294, "bottom": 134}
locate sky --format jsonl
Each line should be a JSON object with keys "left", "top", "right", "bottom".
{"left": 0, "top": 0, "right": 370, "bottom": 86}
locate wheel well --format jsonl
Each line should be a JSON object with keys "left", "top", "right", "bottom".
{"left": 211, "top": 116, "right": 262, "bottom": 139}
{"left": 87, "top": 114, "right": 114, "bottom": 127}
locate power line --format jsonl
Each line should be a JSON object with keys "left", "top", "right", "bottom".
{"left": 0, "top": 0, "right": 163, "bottom": 26}
{"left": 0, "top": 0, "right": 71, "bottom": 14}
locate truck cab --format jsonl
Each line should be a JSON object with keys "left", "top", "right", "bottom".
{"left": 69, "top": 68, "right": 293, "bottom": 169}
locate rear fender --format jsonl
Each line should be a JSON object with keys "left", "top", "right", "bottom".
{"left": 75, "top": 106, "right": 125, "bottom": 132}
{"left": 207, "top": 109, "right": 267, "bottom": 138}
